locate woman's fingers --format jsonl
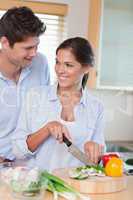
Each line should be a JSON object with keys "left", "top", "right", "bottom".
{"left": 56, "top": 126, "right": 64, "bottom": 143}
{"left": 56, "top": 125, "right": 71, "bottom": 143}
{"left": 46, "top": 121, "right": 71, "bottom": 143}
{"left": 62, "top": 126, "right": 72, "bottom": 141}
{"left": 94, "top": 144, "right": 101, "bottom": 163}
{"left": 84, "top": 142, "right": 103, "bottom": 164}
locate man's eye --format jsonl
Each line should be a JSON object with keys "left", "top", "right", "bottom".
{"left": 25, "top": 47, "right": 33, "bottom": 50}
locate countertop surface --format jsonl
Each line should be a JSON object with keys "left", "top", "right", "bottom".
{"left": 0, "top": 176, "right": 133, "bottom": 200}
{"left": 106, "top": 141, "right": 133, "bottom": 151}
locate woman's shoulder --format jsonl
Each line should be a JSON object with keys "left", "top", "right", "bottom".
{"left": 84, "top": 87, "right": 104, "bottom": 111}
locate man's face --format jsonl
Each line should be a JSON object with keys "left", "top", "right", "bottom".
{"left": 1, "top": 36, "right": 40, "bottom": 69}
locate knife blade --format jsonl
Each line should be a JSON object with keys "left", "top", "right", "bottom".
{"left": 63, "top": 135, "right": 96, "bottom": 166}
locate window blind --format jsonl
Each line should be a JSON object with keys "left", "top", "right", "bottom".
{"left": 36, "top": 13, "right": 67, "bottom": 83}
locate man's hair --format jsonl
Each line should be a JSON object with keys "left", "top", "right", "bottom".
{"left": 0, "top": 6, "right": 46, "bottom": 46}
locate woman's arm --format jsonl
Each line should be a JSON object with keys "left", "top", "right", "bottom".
{"left": 26, "top": 126, "right": 49, "bottom": 152}
{"left": 27, "top": 121, "right": 71, "bottom": 152}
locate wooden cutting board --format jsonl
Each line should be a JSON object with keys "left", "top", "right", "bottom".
{"left": 53, "top": 168, "right": 127, "bottom": 194}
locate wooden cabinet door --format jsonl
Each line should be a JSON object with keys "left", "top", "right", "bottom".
{"left": 87, "top": 0, "right": 101, "bottom": 89}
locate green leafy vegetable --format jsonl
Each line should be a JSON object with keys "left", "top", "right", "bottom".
{"left": 69, "top": 165, "right": 105, "bottom": 180}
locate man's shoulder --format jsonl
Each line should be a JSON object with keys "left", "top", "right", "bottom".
{"left": 26, "top": 85, "right": 51, "bottom": 105}
{"left": 36, "top": 52, "right": 47, "bottom": 60}
{"left": 28, "top": 85, "right": 50, "bottom": 96}
{"left": 32, "top": 52, "right": 48, "bottom": 64}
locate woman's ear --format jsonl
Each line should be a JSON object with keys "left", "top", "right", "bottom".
{"left": 87, "top": 67, "right": 97, "bottom": 89}
{"left": 83, "top": 65, "right": 91, "bottom": 74}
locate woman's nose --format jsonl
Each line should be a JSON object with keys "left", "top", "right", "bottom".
{"left": 57, "top": 64, "right": 66, "bottom": 73}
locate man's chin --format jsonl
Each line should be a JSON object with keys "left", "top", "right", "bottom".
{"left": 23, "top": 59, "right": 32, "bottom": 66}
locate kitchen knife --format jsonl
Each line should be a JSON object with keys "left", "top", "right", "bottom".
{"left": 63, "top": 135, "right": 96, "bottom": 166}
{"left": 0, "top": 157, "right": 15, "bottom": 168}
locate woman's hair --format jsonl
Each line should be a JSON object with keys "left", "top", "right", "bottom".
{"left": 56, "top": 37, "right": 95, "bottom": 88}
{"left": 0, "top": 6, "right": 46, "bottom": 47}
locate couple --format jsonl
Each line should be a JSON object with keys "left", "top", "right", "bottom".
{"left": 0, "top": 6, "right": 105, "bottom": 171}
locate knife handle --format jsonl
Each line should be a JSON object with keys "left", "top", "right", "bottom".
{"left": 63, "top": 135, "right": 72, "bottom": 147}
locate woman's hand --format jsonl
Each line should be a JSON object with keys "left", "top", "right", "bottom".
{"left": 45, "top": 121, "right": 71, "bottom": 143}
{"left": 84, "top": 141, "right": 103, "bottom": 164}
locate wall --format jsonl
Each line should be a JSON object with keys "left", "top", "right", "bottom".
{"left": 41, "top": 0, "right": 133, "bottom": 141}
{"left": 91, "top": 89, "right": 133, "bottom": 141}
{"left": 40, "top": 0, "right": 89, "bottom": 38}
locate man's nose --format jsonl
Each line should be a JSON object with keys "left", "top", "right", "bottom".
{"left": 30, "top": 47, "right": 37, "bottom": 57}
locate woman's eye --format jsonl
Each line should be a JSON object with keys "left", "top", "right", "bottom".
{"left": 65, "top": 63, "right": 74, "bottom": 68}
{"left": 56, "top": 60, "right": 59, "bottom": 65}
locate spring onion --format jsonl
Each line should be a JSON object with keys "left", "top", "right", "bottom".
{"left": 40, "top": 170, "right": 90, "bottom": 200}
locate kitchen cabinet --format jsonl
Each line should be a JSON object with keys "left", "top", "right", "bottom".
{"left": 88, "top": 0, "right": 133, "bottom": 90}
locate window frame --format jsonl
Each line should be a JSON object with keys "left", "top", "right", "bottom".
{"left": 87, "top": 0, "right": 101, "bottom": 89}
{"left": 0, "top": 0, "right": 68, "bottom": 16}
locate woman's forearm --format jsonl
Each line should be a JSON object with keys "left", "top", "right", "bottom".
{"left": 26, "top": 126, "right": 49, "bottom": 152}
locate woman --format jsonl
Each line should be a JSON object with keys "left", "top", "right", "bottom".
{"left": 12, "top": 37, "right": 105, "bottom": 171}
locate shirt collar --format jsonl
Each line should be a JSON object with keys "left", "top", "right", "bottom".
{"left": 0, "top": 72, "right": 4, "bottom": 79}
{"left": 0, "top": 71, "right": 10, "bottom": 81}
{"left": 0, "top": 65, "right": 32, "bottom": 82}
{"left": 20, "top": 63, "right": 32, "bottom": 75}
{"left": 48, "top": 83, "right": 87, "bottom": 106}
{"left": 79, "top": 87, "right": 87, "bottom": 106}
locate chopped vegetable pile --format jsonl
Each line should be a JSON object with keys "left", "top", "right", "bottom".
{"left": 69, "top": 165, "right": 105, "bottom": 180}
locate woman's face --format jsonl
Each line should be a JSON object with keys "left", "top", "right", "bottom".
{"left": 55, "top": 49, "right": 89, "bottom": 90}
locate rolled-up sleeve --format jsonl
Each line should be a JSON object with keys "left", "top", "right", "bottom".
{"left": 91, "top": 102, "right": 105, "bottom": 145}
{"left": 12, "top": 90, "right": 39, "bottom": 159}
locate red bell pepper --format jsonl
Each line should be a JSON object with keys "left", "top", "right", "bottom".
{"left": 101, "top": 153, "right": 119, "bottom": 167}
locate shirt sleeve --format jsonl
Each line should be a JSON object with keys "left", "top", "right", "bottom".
{"left": 12, "top": 90, "right": 40, "bottom": 159}
{"left": 91, "top": 102, "right": 106, "bottom": 151}
{"left": 39, "top": 53, "right": 50, "bottom": 85}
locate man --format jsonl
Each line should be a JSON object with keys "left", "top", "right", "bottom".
{"left": 0, "top": 6, "right": 50, "bottom": 160}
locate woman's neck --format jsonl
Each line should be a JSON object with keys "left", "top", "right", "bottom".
{"left": 57, "top": 85, "right": 82, "bottom": 96}
{"left": 57, "top": 86, "right": 82, "bottom": 122}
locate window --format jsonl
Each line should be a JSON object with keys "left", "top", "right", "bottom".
{"left": 89, "top": 0, "right": 133, "bottom": 90}
{"left": 99, "top": 0, "right": 133, "bottom": 90}
{"left": 37, "top": 13, "right": 67, "bottom": 83}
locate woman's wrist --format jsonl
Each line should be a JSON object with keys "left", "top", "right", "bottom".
{"left": 41, "top": 125, "right": 50, "bottom": 138}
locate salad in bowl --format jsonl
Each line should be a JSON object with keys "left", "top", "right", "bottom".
{"left": 0, "top": 166, "right": 46, "bottom": 200}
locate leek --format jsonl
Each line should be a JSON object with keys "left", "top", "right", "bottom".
{"left": 40, "top": 171, "right": 90, "bottom": 200}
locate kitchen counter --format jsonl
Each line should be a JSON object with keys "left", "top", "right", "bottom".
{"left": 106, "top": 141, "right": 133, "bottom": 152}
{"left": 0, "top": 176, "right": 133, "bottom": 200}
